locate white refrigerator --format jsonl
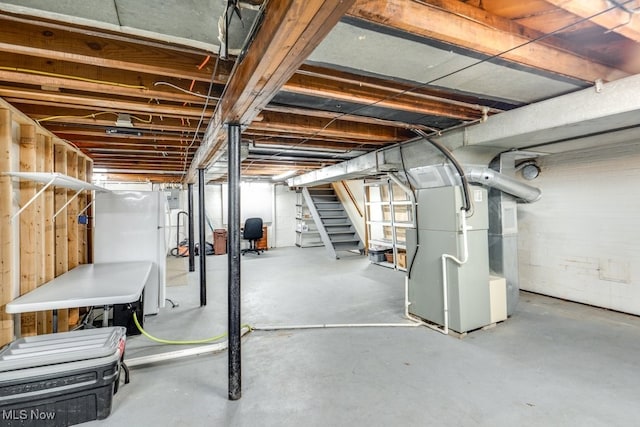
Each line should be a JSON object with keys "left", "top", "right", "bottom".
{"left": 94, "top": 191, "right": 167, "bottom": 314}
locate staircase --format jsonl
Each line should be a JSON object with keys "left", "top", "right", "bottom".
{"left": 302, "top": 185, "right": 364, "bottom": 259}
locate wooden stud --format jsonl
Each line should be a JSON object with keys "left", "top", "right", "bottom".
{"left": 66, "top": 150, "right": 79, "bottom": 328}
{"left": 78, "top": 158, "right": 87, "bottom": 265}
{"left": 0, "top": 109, "right": 14, "bottom": 347}
{"left": 54, "top": 143, "right": 69, "bottom": 332}
{"left": 35, "top": 134, "right": 46, "bottom": 335}
{"left": 43, "top": 136, "right": 54, "bottom": 333}
{"left": 19, "top": 124, "right": 37, "bottom": 337}
{"left": 85, "top": 160, "right": 94, "bottom": 265}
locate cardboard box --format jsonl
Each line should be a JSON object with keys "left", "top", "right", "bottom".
{"left": 397, "top": 251, "right": 407, "bottom": 269}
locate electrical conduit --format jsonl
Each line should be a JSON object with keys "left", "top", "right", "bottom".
{"left": 440, "top": 209, "right": 470, "bottom": 335}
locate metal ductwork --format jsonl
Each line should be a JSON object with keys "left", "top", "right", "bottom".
{"left": 465, "top": 167, "right": 541, "bottom": 203}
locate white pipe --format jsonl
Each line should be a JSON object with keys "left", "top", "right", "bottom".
{"left": 253, "top": 322, "right": 422, "bottom": 331}
{"left": 404, "top": 276, "right": 449, "bottom": 334}
{"left": 255, "top": 282, "right": 427, "bottom": 332}
{"left": 125, "top": 327, "right": 251, "bottom": 367}
{"left": 440, "top": 210, "right": 470, "bottom": 335}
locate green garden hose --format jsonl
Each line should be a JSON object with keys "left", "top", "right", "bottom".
{"left": 132, "top": 312, "right": 252, "bottom": 345}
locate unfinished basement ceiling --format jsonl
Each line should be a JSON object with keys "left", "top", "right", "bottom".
{"left": 1, "top": 0, "right": 639, "bottom": 183}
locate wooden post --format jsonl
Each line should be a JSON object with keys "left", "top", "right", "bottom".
{"left": 54, "top": 144, "right": 69, "bottom": 332}
{"left": 19, "top": 124, "right": 37, "bottom": 337}
{"left": 78, "top": 158, "right": 87, "bottom": 265}
{"left": 0, "top": 109, "right": 13, "bottom": 346}
{"left": 35, "top": 134, "right": 46, "bottom": 335}
{"left": 66, "top": 151, "right": 79, "bottom": 328}
{"left": 86, "top": 160, "right": 94, "bottom": 264}
{"left": 43, "top": 136, "right": 54, "bottom": 333}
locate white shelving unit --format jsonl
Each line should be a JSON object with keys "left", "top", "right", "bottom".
{"left": 364, "top": 177, "right": 415, "bottom": 271}
{"left": 295, "top": 189, "right": 323, "bottom": 248}
{"left": 5, "top": 172, "right": 109, "bottom": 221}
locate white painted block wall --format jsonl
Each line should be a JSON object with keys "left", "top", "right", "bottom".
{"left": 274, "top": 184, "right": 297, "bottom": 247}
{"left": 517, "top": 141, "right": 640, "bottom": 315}
{"left": 199, "top": 183, "right": 297, "bottom": 248}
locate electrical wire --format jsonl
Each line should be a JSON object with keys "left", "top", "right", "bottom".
{"left": 130, "top": 114, "right": 153, "bottom": 124}
{"left": 36, "top": 111, "right": 116, "bottom": 123}
{"left": 153, "top": 81, "right": 217, "bottom": 100}
{"left": 0, "top": 66, "right": 147, "bottom": 89}
{"left": 399, "top": 145, "right": 419, "bottom": 280}
{"left": 132, "top": 311, "right": 253, "bottom": 345}
{"left": 36, "top": 111, "right": 154, "bottom": 124}
{"left": 412, "top": 129, "right": 472, "bottom": 214}
{"left": 180, "top": 47, "right": 223, "bottom": 180}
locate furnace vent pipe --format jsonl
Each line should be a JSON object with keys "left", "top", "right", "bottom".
{"left": 465, "top": 167, "right": 541, "bottom": 203}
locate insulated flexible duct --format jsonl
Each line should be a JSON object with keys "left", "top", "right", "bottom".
{"left": 465, "top": 167, "right": 541, "bottom": 203}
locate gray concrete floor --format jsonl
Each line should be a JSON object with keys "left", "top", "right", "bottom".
{"left": 90, "top": 247, "right": 640, "bottom": 426}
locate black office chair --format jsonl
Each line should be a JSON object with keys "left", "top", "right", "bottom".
{"left": 241, "top": 217, "right": 264, "bottom": 255}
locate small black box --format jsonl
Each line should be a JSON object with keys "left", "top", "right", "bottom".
{"left": 113, "top": 298, "right": 143, "bottom": 336}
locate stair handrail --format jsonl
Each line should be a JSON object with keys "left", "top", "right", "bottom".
{"left": 337, "top": 181, "right": 363, "bottom": 218}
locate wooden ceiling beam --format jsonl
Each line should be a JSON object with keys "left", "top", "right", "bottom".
{"left": 77, "top": 142, "right": 197, "bottom": 151}
{"left": 90, "top": 156, "right": 188, "bottom": 164}
{"left": 0, "top": 11, "right": 218, "bottom": 57}
{"left": 244, "top": 130, "right": 390, "bottom": 146}
{"left": 255, "top": 110, "right": 411, "bottom": 142}
{"left": 544, "top": 0, "right": 640, "bottom": 43}
{"left": 0, "top": 87, "right": 211, "bottom": 117}
{"left": 188, "top": 0, "right": 356, "bottom": 181}
{"left": 92, "top": 161, "right": 185, "bottom": 169}
{"left": 99, "top": 172, "right": 182, "bottom": 183}
{"left": 264, "top": 104, "right": 434, "bottom": 130}
{"left": 0, "top": 15, "right": 232, "bottom": 82}
{"left": 249, "top": 137, "right": 369, "bottom": 151}
{"left": 347, "top": 0, "right": 628, "bottom": 82}
{"left": 87, "top": 148, "right": 192, "bottom": 156}
{"left": 42, "top": 126, "right": 196, "bottom": 142}
{"left": 297, "top": 63, "right": 515, "bottom": 110}
{"left": 0, "top": 69, "right": 217, "bottom": 106}
{"left": 43, "top": 118, "right": 397, "bottom": 146}
{"left": 284, "top": 73, "right": 484, "bottom": 120}
{"left": 11, "top": 104, "right": 209, "bottom": 132}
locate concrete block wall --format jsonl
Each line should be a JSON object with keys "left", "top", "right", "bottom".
{"left": 517, "top": 141, "right": 640, "bottom": 315}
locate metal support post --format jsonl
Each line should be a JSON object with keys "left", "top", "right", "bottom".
{"left": 188, "top": 183, "right": 195, "bottom": 272}
{"left": 198, "top": 169, "right": 207, "bottom": 306}
{"left": 228, "top": 123, "right": 242, "bottom": 400}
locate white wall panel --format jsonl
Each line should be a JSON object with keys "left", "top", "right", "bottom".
{"left": 518, "top": 141, "right": 640, "bottom": 314}
{"left": 274, "top": 184, "right": 296, "bottom": 247}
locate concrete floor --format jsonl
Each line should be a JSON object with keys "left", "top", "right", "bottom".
{"left": 90, "top": 247, "right": 640, "bottom": 426}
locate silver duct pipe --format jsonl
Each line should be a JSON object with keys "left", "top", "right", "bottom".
{"left": 465, "top": 167, "right": 541, "bottom": 203}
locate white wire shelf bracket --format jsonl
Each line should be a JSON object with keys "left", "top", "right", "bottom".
{"left": 5, "top": 172, "right": 109, "bottom": 222}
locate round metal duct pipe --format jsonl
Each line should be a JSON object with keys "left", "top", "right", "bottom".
{"left": 465, "top": 167, "right": 542, "bottom": 203}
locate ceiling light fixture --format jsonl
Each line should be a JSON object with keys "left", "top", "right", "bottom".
{"left": 115, "top": 113, "right": 133, "bottom": 127}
